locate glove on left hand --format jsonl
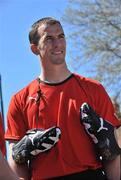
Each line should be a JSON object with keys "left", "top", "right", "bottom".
{"left": 12, "top": 126, "right": 61, "bottom": 164}
{"left": 80, "top": 102, "right": 121, "bottom": 161}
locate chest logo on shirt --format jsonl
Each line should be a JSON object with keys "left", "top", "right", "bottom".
{"left": 28, "top": 96, "right": 38, "bottom": 101}
{"left": 28, "top": 90, "right": 46, "bottom": 104}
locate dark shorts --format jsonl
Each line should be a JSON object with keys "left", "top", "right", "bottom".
{"left": 51, "top": 168, "right": 108, "bottom": 180}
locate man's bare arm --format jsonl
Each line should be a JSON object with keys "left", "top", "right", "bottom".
{"left": 104, "top": 155, "right": 120, "bottom": 180}
{"left": 8, "top": 142, "right": 30, "bottom": 180}
{"left": 103, "top": 128, "right": 121, "bottom": 180}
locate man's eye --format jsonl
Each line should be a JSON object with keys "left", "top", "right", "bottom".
{"left": 59, "top": 34, "right": 65, "bottom": 39}
{"left": 46, "top": 37, "right": 53, "bottom": 41}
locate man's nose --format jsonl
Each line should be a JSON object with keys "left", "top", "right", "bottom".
{"left": 53, "top": 38, "right": 61, "bottom": 47}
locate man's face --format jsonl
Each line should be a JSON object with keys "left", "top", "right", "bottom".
{"left": 37, "top": 23, "right": 66, "bottom": 66}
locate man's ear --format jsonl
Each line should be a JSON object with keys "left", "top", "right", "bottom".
{"left": 30, "top": 44, "right": 39, "bottom": 55}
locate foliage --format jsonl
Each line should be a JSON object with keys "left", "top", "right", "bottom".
{"left": 63, "top": 0, "right": 121, "bottom": 104}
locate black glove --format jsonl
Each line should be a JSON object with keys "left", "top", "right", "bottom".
{"left": 12, "top": 126, "right": 61, "bottom": 164}
{"left": 80, "top": 102, "right": 121, "bottom": 161}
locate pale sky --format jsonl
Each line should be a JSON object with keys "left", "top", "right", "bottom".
{"left": 0, "top": 0, "right": 71, "bottom": 125}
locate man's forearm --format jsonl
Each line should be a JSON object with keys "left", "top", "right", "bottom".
{"left": 8, "top": 159, "right": 30, "bottom": 180}
{"left": 104, "top": 155, "right": 120, "bottom": 180}
{"left": 8, "top": 142, "right": 30, "bottom": 180}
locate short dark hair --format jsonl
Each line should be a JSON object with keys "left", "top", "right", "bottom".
{"left": 29, "top": 17, "right": 61, "bottom": 45}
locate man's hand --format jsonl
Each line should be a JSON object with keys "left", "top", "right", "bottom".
{"left": 12, "top": 126, "right": 61, "bottom": 164}
{"left": 80, "top": 102, "right": 121, "bottom": 161}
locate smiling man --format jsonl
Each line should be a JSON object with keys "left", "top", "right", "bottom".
{"left": 5, "top": 17, "right": 120, "bottom": 180}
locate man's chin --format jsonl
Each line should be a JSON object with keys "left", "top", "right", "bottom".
{"left": 51, "top": 58, "right": 65, "bottom": 65}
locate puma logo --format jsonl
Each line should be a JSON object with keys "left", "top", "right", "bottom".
{"left": 28, "top": 96, "right": 38, "bottom": 101}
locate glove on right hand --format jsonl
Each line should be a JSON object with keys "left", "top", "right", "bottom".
{"left": 12, "top": 126, "right": 61, "bottom": 164}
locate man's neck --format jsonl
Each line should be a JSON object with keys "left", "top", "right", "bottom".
{"left": 39, "top": 64, "right": 72, "bottom": 83}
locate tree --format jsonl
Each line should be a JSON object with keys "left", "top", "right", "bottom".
{"left": 112, "top": 93, "right": 121, "bottom": 121}
{"left": 63, "top": 0, "right": 121, "bottom": 105}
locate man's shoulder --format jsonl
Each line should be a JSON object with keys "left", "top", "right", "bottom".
{"left": 73, "top": 73, "right": 101, "bottom": 87}
{"left": 13, "top": 78, "right": 38, "bottom": 100}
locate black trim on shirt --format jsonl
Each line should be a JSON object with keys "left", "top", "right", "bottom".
{"left": 37, "top": 74, "right": 74, "bottom": 86}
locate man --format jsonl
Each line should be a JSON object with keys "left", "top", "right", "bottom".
{"left": 5, "top": 17, "right": 120, "bottom": 180}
